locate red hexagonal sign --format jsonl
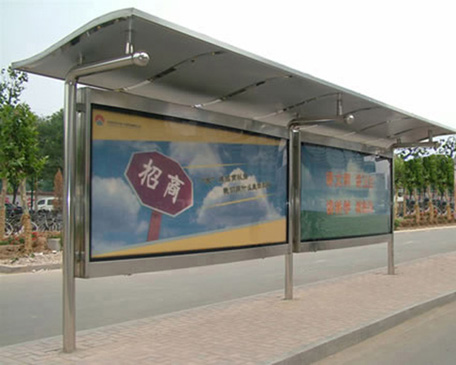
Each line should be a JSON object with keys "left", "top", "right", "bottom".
{"left": 125, "top": 151, "right": 193, "bottom": 217}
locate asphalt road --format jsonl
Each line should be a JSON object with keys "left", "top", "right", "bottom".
{"left": 316, "top": 300, "right": 456, "bottom": 365}
{"left": 1, "top": 227, "right": 455, "bottom": 347}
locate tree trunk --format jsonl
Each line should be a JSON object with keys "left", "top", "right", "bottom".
{"left": 12, "top": 183, "right": 18, "bottom": 205}
{"left": 414, "top": 189, "right": 420, "bottom": 225}
{"left": 402, "top": 196, "right": 407, "bottom": 217}
{"left": 34, "top": 179, "right": 39, "bottom": 211}
{"left": 19, "top": 179, "right": 33, "bottom": 254}
{"left": 0, "top": 178, "right": 7, "bottom": 240}
{"left": 30, "top": 177, "right": 34, "bottom": 212}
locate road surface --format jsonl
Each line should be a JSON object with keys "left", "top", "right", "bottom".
{"left": 1, "top": 226, "right": 455, "bottom": 346}
{"left": 316, "top": 300, "right": 456, "bottom": 365}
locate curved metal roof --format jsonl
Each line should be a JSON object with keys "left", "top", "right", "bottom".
{"left": 13, "top": 8, "right": 455, "bottom": 149}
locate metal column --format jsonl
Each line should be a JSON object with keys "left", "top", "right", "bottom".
{"left": 454, "top": 157, "right": 456, "bottom": 221}
{"left": 63, "top": 80, "right": 77, "bottom": 353}
{"left": 286, "top": 125, "right": 301, "bottom": 300}
{"left": 284, "top": 115, "right": 354, "bottom": 299}
{"left": 388, "top": 155, "right": 395, "bottom": 275}
{"left": 62, "top": 52, "right": 150, "bottom": 352}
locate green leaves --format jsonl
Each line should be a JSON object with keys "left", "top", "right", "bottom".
{"left": 0, "top": 66, "right": 28, "bottom": 107}
{"left": 0, "top": 104, "right": 47, "bottom": 183}
{"left": 395, "top": 153, "right": 454, "bottom": 197}
{"left": 397, "top": 136, "right": 456, "bottom": 160}
{"left": 36, "top": 109, "right": 63, "bottom": 186}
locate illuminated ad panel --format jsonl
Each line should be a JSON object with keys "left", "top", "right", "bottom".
{"left": 90, "top": 107, "right": 287, "bottom": 260}
{"left": 301, "top": 144, "right": 391, "bottom": 241}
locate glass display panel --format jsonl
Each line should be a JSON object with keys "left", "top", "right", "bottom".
{"left": 301, "top": 143, "right": 391, "bottom": 241}
{"left": 90, "top": 106, "right": 287, "bottom": 260}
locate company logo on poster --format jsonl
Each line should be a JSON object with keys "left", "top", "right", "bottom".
{"left": 95, "top": 114, "right": 105, "bottom": 126}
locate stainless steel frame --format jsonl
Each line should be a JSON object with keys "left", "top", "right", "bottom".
{"left": 286, "top": 118, "right": 395, "bottom": 298}
{"left": 80, "top": 88, "right": 288, "bottom": 140}
{"left": 86, "top": 245, "right": 287, "bottom": 278}
{"left": 80, "top": 88, "right": 395, "bottom": 156}
{"left": 63, "top": 53, "right": 151, "bottom": 353}
{"left": 69, "top": 86, "right": 398, "bottom": 345}
{"left": 13, "top": 9, "right": 455, "bottom": 147}
{"left": 63, "top": 80, "right": 77, "bottom": 353}
{"left": 298, "top": 234, "right": 392, "bottom": 252}
{"left": 76, "top": 88, "right": 289, "bottom": 280}
{"left": 77, "top": 89, "right": 396, "bottom": 280}
{"left": 286, "top": 125, "right": 301, "bottom": 299}
{"left": 388, "top": 154, "right": 396, "bottom": 274}
{"left": 300, "top": 133, "right": 393, "bottom": 159}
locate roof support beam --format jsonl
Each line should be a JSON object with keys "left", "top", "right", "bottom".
{"left": 67, "top": 52, "right": 150, "bottom": 82}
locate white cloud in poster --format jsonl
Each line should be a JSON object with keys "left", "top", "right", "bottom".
{"left": 168, "top": 142, "right": 224, "bottom": 177}
{"left": 196, "top": 168, "right": 280, "bottom": 229}
{"left": 123, "top": 141, "right": 161, "bottom": 153}
{"left": 92, "top": 176, "right": 147, "bottom": 235}
{"left": 91, "top": 238, "right": 129, "bottom": 256}
{"left": 135, "top": 220, "right": 149, "bottom": 236}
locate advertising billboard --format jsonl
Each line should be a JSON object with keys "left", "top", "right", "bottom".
{"left": 301, "top": 144, "right": 391, "bottom": 241}
{"left": 90, "top": 106, "right": 287, "bottom": 260}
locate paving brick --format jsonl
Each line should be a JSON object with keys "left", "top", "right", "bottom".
{"left": 1, "top": 252, "right": 455, "bottom": 364}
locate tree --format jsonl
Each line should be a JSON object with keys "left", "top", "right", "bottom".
{"left": 0, "top": 67, "right": 29, "bottom": 239}
{"left": 436, "top": 136, "right": 456, "bottom": 158}
{"left": 53, "top": 169, "right": 63, "bottom": 212}
{"left": 394, "top": 157, "right": 406, "bottom": 218}
{"left": 37, "top": 109, "right": 64, "bottom": 191}
{"left": 395, "top": 148, "right": 454, "bottom": 223}
{"left": 0, "top": 67, "right": 28, "bottom": 106}
{"left": 1, "top": 104, "right": 46, "bottom": 251}
{"left": 397, "top": 135, "right": 456, "bottom": 160}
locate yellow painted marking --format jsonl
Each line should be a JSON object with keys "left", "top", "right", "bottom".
{"left": 93, "top": 109, "right": 281, "bottom": 145}
{"left": 93, "top": 219, "right": 286, "bottom": 258}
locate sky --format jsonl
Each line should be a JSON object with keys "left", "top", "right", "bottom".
{"left": 1, "top": 0, "right": 456, "bottom": 131}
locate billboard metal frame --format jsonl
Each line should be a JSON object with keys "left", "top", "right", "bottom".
{"left": 74, "top": 88, "right": 398, "bottom": 279}
{"left": 61, "top": 84, "right": 399, "bottom": 352}
{"left": 74, "top": 89, "right": 395, "bottom": 287}
{"left": 69, "top": 84, "right": 396, "bottom": 352}
{"left": 285, "top": 118, "right": 394, "bottom": 298}
{"left": 76, "top": 88, "right": 291, "bottom": 279}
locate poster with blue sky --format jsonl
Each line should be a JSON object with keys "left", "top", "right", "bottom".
{"left": 91, "top": 107, "right": 287, "bottom": 259}
{"left": 301, "top": 144, "right": 391, "bottom": 241}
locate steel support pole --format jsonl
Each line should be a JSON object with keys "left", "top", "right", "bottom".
{"left": 388, "top": 155, "right": 395, "bottom": 275}
{"left": 454, "top": 157, "right": 456, "bottom": 221}
{"left": 63, "top": 80, "right": 77, "bottom": 353}
{"left": 285, "top": 125, "right": 301, "bottom": 300}
{"left": 61, "top": 52, "right": 150, "bottom": 353}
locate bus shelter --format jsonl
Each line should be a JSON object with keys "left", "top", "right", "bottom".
{"left": 13, "top": 8, "right": 455, "bottom": 352}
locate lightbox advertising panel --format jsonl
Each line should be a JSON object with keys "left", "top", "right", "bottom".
{"left": 90, "top": 106, "right": 287, "bottom": 260}
{"left": 301, "top": 144, "right": 391, "bottom": 241}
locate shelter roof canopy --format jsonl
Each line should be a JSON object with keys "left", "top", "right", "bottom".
{"left": 13, "top": 8, "right": 455, "bottom": 149}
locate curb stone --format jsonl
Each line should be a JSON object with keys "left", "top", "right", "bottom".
{"left": 270, "top": 291, "right": 456, "bottom": 365}
{"left": 0, "top": 263, "right": 61, "bottom": 274}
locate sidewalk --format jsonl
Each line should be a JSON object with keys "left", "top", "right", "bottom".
{"left": 1, "top": 251, "right": 455, "bottom": 364}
